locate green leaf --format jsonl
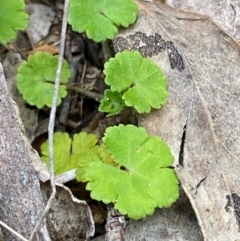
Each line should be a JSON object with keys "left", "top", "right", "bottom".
{"left": 41, "top": 132, "right": 99, "bottom": 176}
{"left": 104, "top": 51, "right": 168, "bottom": 113}
{"left": 17, "top": 52, "right": 71, "bottom": 108}
{"left": 41, "top": 132, "right": 72, "bottom": 175}
{"left": 76, "top": 143, "right": 118, "bottom": 182}
{"left": 68, "top": 0, "right": 138, "bottom": 42}
{"left": 98, "top": 89, "right": 125, "bottom": 116}
{"left": 83, "top": 124, "right": 179, "bottom": 219}
{"left": 72, "top": 132, "right": 99, "bottom": 181}
{"left": 0, "top": 0, "right": 28, "bottom": 44}
{"left": 76, "top": 152, "right": 101, "bottom": 182}
{"left": 98, "top": 143, "right": 118, "bottom": 166}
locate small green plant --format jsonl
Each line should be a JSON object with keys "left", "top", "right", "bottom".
{"left": 99, "top": 50, "right": 168, "bottom": 115}
{"left": 41, "top": 125, "right": 179, "bottom": 219}
{"left": 17, "top": 52, "right": 71, "bottom": 108}
{"left": 80, "top": 124, "right": 179, "bottom": 219}
{"left": 68, "top": 0, "right": 138, "bottom": 42}
{"left": 99, "top": 89, "right": 125, "bottom": 116}
{"left": 17, "top": 50, "right": 168, "bottom": 115}
{"left": 0, "top": 0, "right": 28, "bottom": 44}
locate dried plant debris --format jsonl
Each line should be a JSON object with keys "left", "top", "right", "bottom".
{"left": 41, "top": 183, "right": 95, "bottom": 241}
{"left": 114, "top": 32, "right": 185, "bottom": 72}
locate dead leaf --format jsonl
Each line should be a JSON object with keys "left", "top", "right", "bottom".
{"left": 166, "top": 0, "right": 240, "bottom": 41}
{"left": 92, "top": 190, "right": 202, "bottom": 241}
{"left": 29, "top": 44, "right": 59, "bottom": 55}
{"left": 114, "top": 0, "right": 240, "bottom": 239}
{"left": 41, "top": 182, "right": 95, "bottom": 241}
{"left": 26, "top": 4, "right": 56, "bottom": 44}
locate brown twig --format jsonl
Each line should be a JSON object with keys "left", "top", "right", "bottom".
{"left": 67, "top": 84, "right": 103, "bottom": 101}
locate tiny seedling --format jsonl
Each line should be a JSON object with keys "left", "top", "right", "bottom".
{"left": 0, "top": 0, "right": 28, "bottom": 44}
{"left": 68, "top": 0, "right": 138, "bottom": 42}
{"left": 98, "top": 89, "right": 125, "bottom": 117}
{"left": 99, "top": 50, "right": 168, "bottom": 115}
{"left": 17, "top": 52, "right": 71, "bottom": 108}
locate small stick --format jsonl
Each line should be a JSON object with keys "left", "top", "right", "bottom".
{"left": 67, "top": 84, "right": 103, "bottom": 101}
{"left": 28, "top": 0, "right": 70, "bottom": 240}
{"left": 105, "top": 205, "right": 127, "bottom": 241}
{"left": 79, "top": 61, "right": 87, "bottom": 119}
{"left": 0, "top": 220, "right": 28, "bottom": 241}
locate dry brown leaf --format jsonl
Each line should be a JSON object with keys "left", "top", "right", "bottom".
{"left": 29, "top": 43, "right": 59, "bottom": 55}
{"left": 114, "top": 0, "right": 240, "bottom": 240}
{"left": 166, "top": 0, "right": 240, "bottom": 41}
{"left": 41, "top": 182, "right": 95, "bottom": 241}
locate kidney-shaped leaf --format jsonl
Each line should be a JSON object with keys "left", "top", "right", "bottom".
{"left": 68, "top": 0, "right": 138, "bottom": 42}
{"left": 83, "top": 124, "right": 179, "bottom": 219}
{"left": 17, "top": 52, "right": 71, "bottom": 108}
{"left": 104, "top": 51, "right": 168, "bottom": 113}
{"left": 0, "top": 0, "right": 28, "bottom": 44}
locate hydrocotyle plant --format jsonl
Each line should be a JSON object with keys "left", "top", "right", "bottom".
{"left": 0, "top": 0, "right": 28, "bottom": 44}
{"left": 30, "top": 0, "right": 179, "bottom": 221}
{"left": 80, "top": 124, "right": 179, "bottom": 219}
{"left": 17, "top": 52, "right": 71, "bottom": 108}
{"left": 68, "top": 0, "right": 138, "bottom": 42}
{"left": 99, "top": 50, "right": 168, "bottom": 115}
{"left": 41, "top": 125, "right": 179, "bottom": 220}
